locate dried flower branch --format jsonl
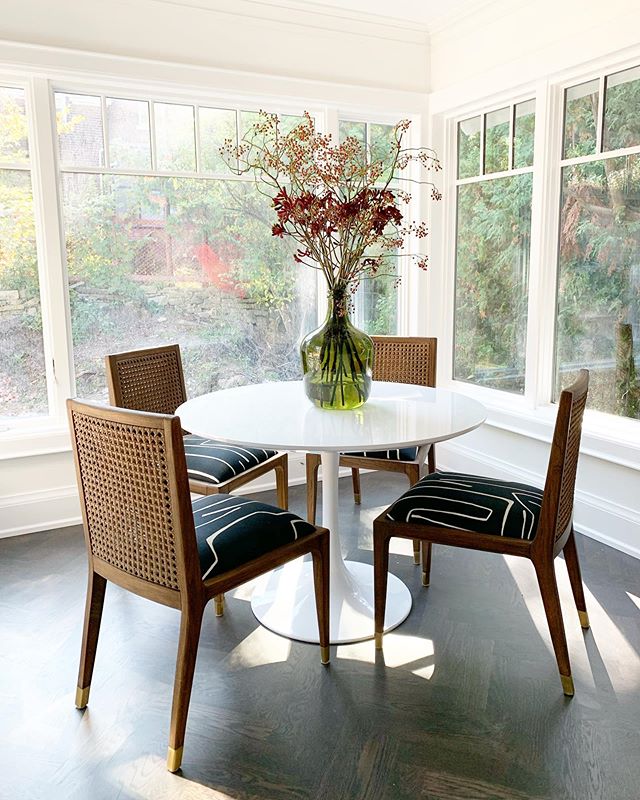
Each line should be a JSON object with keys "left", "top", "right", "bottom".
{"left": 220, "top": 111, "right": 440, "bottom": 309}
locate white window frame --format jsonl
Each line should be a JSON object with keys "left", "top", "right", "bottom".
{"left": 0, "top": 64, "right": 421, "bottom": 457}
{"left": 433, "top": 52, "right": 640, "bottom": 473}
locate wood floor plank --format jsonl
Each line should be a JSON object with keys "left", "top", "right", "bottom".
{"left": 1, "top": 473, "right": 639, "bottom": 799}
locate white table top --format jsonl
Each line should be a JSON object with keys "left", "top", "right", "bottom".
{"left": 177, "top": 381, "right": 486, "bottom": 452}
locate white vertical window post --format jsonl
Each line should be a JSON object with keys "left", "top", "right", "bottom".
{"left": 28, "top": 77, "right": 75, "bottom": 423}
{"left": 403, "top": 108, "right": 428, "bottom": 337}
{"left": 525, "top": 80, "right": 563, "bottom": 409}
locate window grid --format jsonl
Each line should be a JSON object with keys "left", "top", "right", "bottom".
{"left": 452, "top": 99, "right": 535, "bottom": 396}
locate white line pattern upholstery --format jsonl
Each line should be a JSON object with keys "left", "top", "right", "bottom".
{"left": 192, "top": 494, "right": 316, "bottom": 579}
{"left": 183, "top": 435, "right": 277, "bottom": 485}
{"left": 387, "top": 471, "right": 544, "bottom": 540}
{"left": 343, "top": 447, "right": 418, "bottom": 461}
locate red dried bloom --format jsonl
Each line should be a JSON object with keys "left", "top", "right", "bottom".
{"left": 219, "top": 109, "right": 441, "bottom": 289}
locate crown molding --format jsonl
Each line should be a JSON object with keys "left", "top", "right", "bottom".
{"left": 145, "top": 0, "right": 429, "bottom": 42}
{"left": 428, "top": 0, "right": 514, "bottom": 38}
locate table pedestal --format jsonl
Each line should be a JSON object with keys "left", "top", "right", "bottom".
{"left": 250, "top": 451, "right": 412, "bottom": 644}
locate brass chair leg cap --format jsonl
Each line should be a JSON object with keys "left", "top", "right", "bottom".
{"left": 421, "top": 573, "right": 430, "bottom": 587}
{"left": 354, "top": 494, "right": 361, "bottom": 505}
{"left": 75, "top": 686, "right": 90, "bottom": 709}
{"left": 374, "top": 632, "right": 383, "bottom": 650}
{"left": 320, "top": 646, "right": 330, "bottom": 665}
{"left": 578, "top": 610, "right": 590, "bottom": 629}
{"left": 561, "top": 674, "right": 575, "bottom": 697}
{"left": 167, "top": 746, "right": 183, "bottom": 773}
{"left": 413, "top": 553, "right": 420, "bottom": 566}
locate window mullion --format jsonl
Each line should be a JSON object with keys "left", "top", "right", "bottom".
{"left": 527, "top": 79, "right": 563, "bottom": 408}
{"left": 28, "top": 76, "right": 75, "bottom": 421}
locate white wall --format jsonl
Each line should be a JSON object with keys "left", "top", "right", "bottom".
{"left": 427, "top": 0, "right": 640, "bottom": 559}
{"left": 0, "top": 0, "right": 428, "bottom": 92}
{"left": 430, "top": 0, "right": 640, "bottom": 99}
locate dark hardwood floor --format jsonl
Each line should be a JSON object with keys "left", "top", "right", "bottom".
{"left": 1, "top": 472, "right": 639, "bottom": 800}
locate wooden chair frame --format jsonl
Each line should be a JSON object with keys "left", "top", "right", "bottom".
{"left": 106, "top": 344, "right": 289, "bottom": 509}
{"left": 68, "top": 399, "right": 329, "bottom": 773}
{"left": 306, "top": 336, "right": 437, "bottom": 563}
{"left": 373, "top": 370, "right": 590, "bottom": 697}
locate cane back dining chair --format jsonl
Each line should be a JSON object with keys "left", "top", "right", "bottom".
{"left": 373, "top": 370, "right": 590, "bottom": 696}
{"left": 306, "top": 336, "right": 437, "bottom": 563}
{"left": 106, "top": 344, "right": 289, "bottom": 508}
{"left": 68, "top": 399, "right": 330, "bottom": 772}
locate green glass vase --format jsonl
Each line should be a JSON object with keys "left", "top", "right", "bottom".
{"left": 300, "top": 288, "right": 373, "bottom": 410}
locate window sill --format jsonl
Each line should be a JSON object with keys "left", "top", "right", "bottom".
{"left": 444, "top": 380, "right": 640, "bottom": 472}
{"left": 0, "top": 423, "right": 71, "bottom": 461}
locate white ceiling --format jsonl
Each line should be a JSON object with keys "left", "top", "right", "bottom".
{"left": 259, "top": 0, "right": 485, "bottom": 29}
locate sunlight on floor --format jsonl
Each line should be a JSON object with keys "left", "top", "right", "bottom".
{"left": 111, "top": 756, "right": 237, "bottom": 799}
{"left": 224, "top": 625, "right": 291, "bottom": 670}
{"left": 231, "top": 578, "right": 259, "bottom": 602}
{"left": 337, "top": 632, "right": 434, "bottom": 677}
{"left": 503, "top": 554, "right": 640, "bottom": 694}
{"left": 626, "top": 592, "right": 640, "bottom": 612}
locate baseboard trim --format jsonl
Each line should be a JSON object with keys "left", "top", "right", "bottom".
{"left": 0, "top": 455, "right": 355, "bottom": 538}
{"left": 4, "top": 446, "right": 638, "bottom": 562}
{"left": 0, "top": 485, "right": 81, "bottom": 539}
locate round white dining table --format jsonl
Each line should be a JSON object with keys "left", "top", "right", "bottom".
{"left": 177, "top": 381, "right": 486, "bottom": 645}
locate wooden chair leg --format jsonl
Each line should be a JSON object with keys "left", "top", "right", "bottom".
{"left": 351, "top": 467, "right": 361, "bottom": 505}
{"left": 167, "top": 603, "right": 205, "bottom": 772}
{"left": 76, "top": 570, "right": 107, "bottom": 709}
{"left": 533, "top": 557, "right": 574, "bottom": 696}
{"left": 311, "top": 533, "right": 330, "bottom": 665}
{"left": 214, "top": 594, "right": 225, "bottom": 617}
{"left": 406, "top": 463, "right": 421, "bottom": 565}
{"left": 563, "top": 528, "right": 590, "bottom": 629}
{"left": 373, "top": 531, "right": 391, "bottom": 650}
{"left": 421, "top": 542, "right": 432, "bottom": 587}
{"left": 275, "top": 454, "right": 289, "bottom": 510}
{"left": 306, "top": 453, "right": 321, "bottom": 525}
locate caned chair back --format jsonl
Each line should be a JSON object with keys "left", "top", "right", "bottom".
{"left": 106, "top": 344, "right": 187, "bottom": 415}
{"left": 67, "top": 399, "right": 199, "bottom": 596}
{"left": 538, "top": 370, "right": 589, "bottom": 551}
{"left": 371, "top": 336, "right": 437, "bottom": 388}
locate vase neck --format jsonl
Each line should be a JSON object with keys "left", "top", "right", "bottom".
{"left": 326, "top": 286, "right": 350, "bottom": 323}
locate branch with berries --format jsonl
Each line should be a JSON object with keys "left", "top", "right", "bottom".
{"left": 220, "top": 111, "right": 441, "bottom": 309}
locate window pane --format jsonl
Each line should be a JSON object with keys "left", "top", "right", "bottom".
{"left": 604, "top": 66, "right": 640, "bottom": 152}
{"left": 339, "top": 120, "right": 366, "bottom": 145}
{"left": 55, "top": 93, "right": 104, "bottom": 168}
{"left": 281, "top": 114, "right": 306, "bottom": 135}
{"left": 0, "top": 87, "right": 29, "bottom": 163}
{"left": 484, "top": 107, "right": 510, "bottom": 174}
{"left": 61, "top": 174, "right": 316, "bottom": 402}
{"left": 457, "top": 116, "right": 481, "bottom": 179}
{"left": 555, "top": 156, "right": 640, "bottom": 419}
{"left": 563, "top": 80, "right": 599, "bottom": 159}
{"left": 154, "top": 103, "right": 195, "bottom": 171}
{"left": 514, "top": 99, "right": 535, "bottom": 168}
{"left": 0, "top": 170, "right": 47, "bottom": 418}
{"left": 369, "top": 123, "right": 397, "bottom": 183}
{"left": 199, "top": 107, "right": 236, "bottom": 173}
{"left": 454, "top": 173, "right": 532, "bottom": 393}
{"left": 353, "top": 270, "right": 398, "bottom": 335}
{"left": 106, "top": 98, "right": 151, "bottom": 170}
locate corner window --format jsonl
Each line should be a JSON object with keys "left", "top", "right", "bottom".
{"left": 453, "top": 101, "right": 535, "bottom": 394}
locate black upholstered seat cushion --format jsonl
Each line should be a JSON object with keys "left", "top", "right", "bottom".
{"left": 387, "top": 471, "right": 544, "bottom": 541}
{"left": 193, "top": 494, "right": 316, "bottom": 579}
{"left": 344, "top": 447, "right": 418, "bottom": 461}
{"left": 184, "top": 435, "right": 277, "bottom": 486}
